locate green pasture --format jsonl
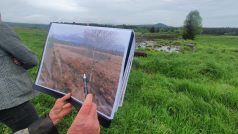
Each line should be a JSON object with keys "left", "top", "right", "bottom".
{"left": 0, "top": 28, "right": 237, "bottom": 134}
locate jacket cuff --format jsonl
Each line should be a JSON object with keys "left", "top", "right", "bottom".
{"left": 28, "top": 114, "right": 58, "bottom": 134}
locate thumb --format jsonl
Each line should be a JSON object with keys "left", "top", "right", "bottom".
{"left": 77, "top": 94, "right": 93, "bottom": 118}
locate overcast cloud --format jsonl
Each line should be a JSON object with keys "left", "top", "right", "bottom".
{"left": 0, "top": 0, "right": 237, "bottom": 27}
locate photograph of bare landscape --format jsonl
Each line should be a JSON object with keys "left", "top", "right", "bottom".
{"left": 36, "top": 23, "right": 132, "bottom": 117}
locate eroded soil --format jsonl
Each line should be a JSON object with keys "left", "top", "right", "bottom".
{"left": 38, "top": 43, "right": 123, "bottom": 116}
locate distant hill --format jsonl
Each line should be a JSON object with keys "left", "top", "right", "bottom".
{"left": 154, "top": 23, "right": 171, "bottom": 28}
{"left": 136, "top": 23, "right": 171, "bottom": 28}
{"left": 51, "top": 34, "right": 125, "bottom": 56}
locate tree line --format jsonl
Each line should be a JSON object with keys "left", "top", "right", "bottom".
{"left": 202, "top": 27, "right": 238, "bottom": 35}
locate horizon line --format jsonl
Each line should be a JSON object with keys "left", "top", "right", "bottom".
{"left": 3, "top": 21, "right": 238, "bottom": 29}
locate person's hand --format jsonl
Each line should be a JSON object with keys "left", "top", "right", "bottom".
{"left": 49, "top": 93, "right": 73, "bottom": 125}
{"left": 67, "top": 94, "right": 100, "bottom": 134}
{"left": 13, "top": 58, "right": 22, "bottom": 65}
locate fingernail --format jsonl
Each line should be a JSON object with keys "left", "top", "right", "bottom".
{"left": 87, "top": 94, "right": 93, "bottom": 98}
{"left": 85, "top": 94, "right": 93, "bottom": 102}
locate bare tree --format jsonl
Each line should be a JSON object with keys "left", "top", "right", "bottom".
{"left": 83, "top": 29, "right": 117, "bottom": 81}
{"left": 84, "top": 29, "right": 117, "bottom": 50}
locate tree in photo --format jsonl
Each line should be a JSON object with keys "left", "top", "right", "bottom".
{"left": 83, "top": 29, "right": 118, "bottom": 81}
{"left": 183, "top": 10, "right": 202, "bottom": 40}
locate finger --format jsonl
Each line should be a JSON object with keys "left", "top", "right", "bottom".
{"left": 14, "top": 60, "right": 19, "bottom": 65}
{"left": 84, "top": 94, "right": 93, "bottom": 104}
{"left": 90, "top": 104, "right": 100, "bottom": 132}
{"left": 54, "top": 98, "right": 65, "bottom": 108}
{"left": 79, "top": 94, "right": 93, "bottom": 114}
{"left": 89, "top": 103, "right": 98, "bottom": 120}
{"left": 60, "top": 93, "right": 71, "bottom": 101}
{"left": 13, "top": 58, "right": 21, "bottom": 65}
{"left": 62, "top": 103, "right": 72, "bottom": 109}
{"left": 77, "top": 94, "right": 93, "bottom": 117}
{"left": 58, "top": 106, "right": 73, "bottom": 118}
{"left": 54, "top": 93, "right": 71, "bottom": 108}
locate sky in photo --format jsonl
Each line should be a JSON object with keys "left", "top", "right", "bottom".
{"left": 0, "top": 0, "right": 237, "bottom": 27}
{"left": 49, "top": 23, "right": 132, "bottom": 48}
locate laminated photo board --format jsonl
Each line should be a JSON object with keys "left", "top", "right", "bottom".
{"left": 34, "top": 23, "right": 135, "bottom": 127}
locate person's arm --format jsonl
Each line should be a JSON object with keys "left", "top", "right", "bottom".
{"left": 14, "top": 94, "right": 100, "bottom": 134}
{"left": 14, "top": 93, "right": 73, "bottom": 134}
{"left": 14, "top": 114, "right": 58, "bottom": 134}
{"left": 0, "top": 23, "right": 37, "bottom": 69}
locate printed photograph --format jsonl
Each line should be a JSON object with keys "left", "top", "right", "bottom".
{"left": 36, "top": 23, "right": 132, "bottom": 117}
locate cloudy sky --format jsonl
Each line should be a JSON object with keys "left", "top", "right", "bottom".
{"left": 0, "top": 0, "right": 237, "bottom": 27}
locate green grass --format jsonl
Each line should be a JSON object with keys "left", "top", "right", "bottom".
{"left": 0, "top": 28, "right": 238, "bottom": 134}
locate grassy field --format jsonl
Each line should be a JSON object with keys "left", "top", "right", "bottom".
{"left": 0, "top": 28, "right": 238, "bottom": 134}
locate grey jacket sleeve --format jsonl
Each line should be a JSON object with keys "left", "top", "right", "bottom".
{"left": 14, "top": 115, "right": 58, "bottom": 134}
{"left": 28, "top": 115, "right": 59, "bottom": 134}
{"left": 0, "top": 23, "right": 37, "bottom": 69}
